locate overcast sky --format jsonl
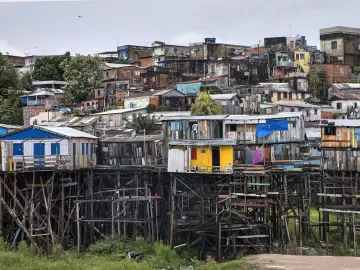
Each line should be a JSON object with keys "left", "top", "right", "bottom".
{"left": 1, "top": 0, "right": 360, "bottom": 56}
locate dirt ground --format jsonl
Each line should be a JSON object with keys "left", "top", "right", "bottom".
{"left": 249, "top": 254, "right": 360, "bottom": 270}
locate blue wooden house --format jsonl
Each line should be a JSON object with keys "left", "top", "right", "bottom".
{"left": 0, "top": 126, "right": 98, "bottom": 171}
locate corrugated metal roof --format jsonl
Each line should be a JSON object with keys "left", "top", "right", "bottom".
{"left": 210, "top": 94, "right": 237, "bottom": 100}
{"left": 169, "top": 139, "right": 236, "bottom": 146}
{"left": 320, "top": 119, "right": 360, "bottom": 127}
{"left": 91, "top": 107, "right": 146, "bottom": 116}
{"left": 305, "top": 130, "right": 321, "bottom": 139}
{"left": 143, "top": 111, "right": 191, "bottom": 118}
{"left": 161, "top": 115, "right": 229, "bottom": 121}
{"left": 225, "top": 112, "right": 303, "bottom": 122}
{"left": 260, "top": 103, "right": 278, "bottom": 108}
{"left": 37, "top": 126, "right": 98, "bottom": 139}
{"left": 275, "top": 101, "right": 321, "bottom": 108}
{"left": 152, "top": 89, "right": 184, "bottom": 96}
{"left": 102, "top": 134, "right": 163, "bottom": 143}
{"left": 331, "top": 93, "right": 360, "bottom": 100}
{"left": 103, "top": 63, "right": 135, "bottom": 69}
{"left": 40, "top": 116, "right": 98, "bottom": 127}
{"left": 331, "top": 83, "right": 360, "bottom": 90}
{"left": 0, "top": 124, "right": 22, "bottom": 129}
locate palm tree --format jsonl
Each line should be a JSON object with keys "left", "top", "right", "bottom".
{"left": 125, "top": 113, "right": 159, "bottom": 134}
{"left": 20, "top": 71, "right": 34, "bottom": 92}
{"left": 190, "top": 92, "right": 224, "bottom": 116}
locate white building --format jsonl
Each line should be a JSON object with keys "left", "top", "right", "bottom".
{"left": 0, "top": 126, "right": 97, "bottom": 171}
{"left": 91, "top": 108, "right": 147, "bottom": 129}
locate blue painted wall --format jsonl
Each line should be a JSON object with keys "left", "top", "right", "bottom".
{"left": 2, "top": 128, "right": 65, "bottom": 141}
{"left": 0, "top": 127, "right": 8, "bottom": 135}
{"left": 176, "top": 82, "right": 202, "bottom": 96}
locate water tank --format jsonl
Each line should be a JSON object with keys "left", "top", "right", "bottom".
{"left": 205, "top": 38, "right": 216, "bottom": 43}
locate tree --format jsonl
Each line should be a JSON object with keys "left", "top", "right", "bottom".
{"left": 309, "top": 68, "right": 327, "bottom": 101}
{"left": 32, "top": 52, "right": 71, "bottom": 81}
{"left": 0, "top": 90, "right": 24, "bottom": 125}
{"left": 125, "top": 113, "right": 159, "bottom": 134}
{"left": 60, "top": 55, "right": 103, "bottom": 103}
{"left": 0, "top": 54, "right": 20, "bottom": 92}
{"left": 20, "top": 71, "right": 34, "bottom": 91}
{"left": 190, "top": 92, "right": 224, "bottom": 116}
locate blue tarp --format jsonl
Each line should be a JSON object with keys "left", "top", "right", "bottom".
{"left": 256, "top": 120, "right": 288, "bottom": 139}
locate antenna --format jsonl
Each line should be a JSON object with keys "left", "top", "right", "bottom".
{"left": 290, "top": 23, "right": 292, "bottom": 37}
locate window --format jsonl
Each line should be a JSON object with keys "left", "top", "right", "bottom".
{"left": 82, "top": 143, "right": 85, "bottom": 155}
{"left": 324, "top": 126, "right": 336, "bottom": 136}
{"left": 289, "top": 93, "right": 293, "bottom": 100}
{"left": 314, "top": 109, "right": 318, "bottom": 115}
{"left": 235, "top": 101, "right": 239, "bottom": 106}
{"left": 337, "top": 102, "right": 342, "bottom": 109}
{"left": 355, "top": 103, "right": 358, "bottom": 108}
{"left": 230, "top": 124, "right": 237, "bottom": 132}
{"left": 13, "top": 143, "right": 23, "bottom": 156}
{"left": 232, "top": 100, "right": 235, "bottom": 105}
{"left": 296, "top": 54, "right": 300, "bottom": 60}
{"left": 191, "top": 148, "right": 197, "bottom": 160}
{"left": 277, "top": 92, "right": 281, "bottom": 100}
{"left": 86, "top": 143, "right": 89, "bottom": 155}
{"left": 283, "top": 92, "right": 287, "bottom": 99}
{"left": 97, "top": 90, "right": 101, "bottom": 96}
{"left": 73, "top": 143, "right": 76, "bottom": 155}
{"left": 331, "top": 41, "right": 337, "bottom": 50}
{"left": 301, "top": 93, "right": 305, "bottom": 99}
{"left": 300, "top": 53, "right": 305, "bottom": 60}
{"left": 106, "top": 71, "right": 109, "bottom": 77}
{"left": 157, "top": 58, "right": 160, "bottom": 62}
{"left": 51, "top": 143, "right": 60, "bottom": 155}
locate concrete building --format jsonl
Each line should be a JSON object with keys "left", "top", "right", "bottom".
{"left": 117, "top": 45, "right": 153, "bottom": 64}
{"left": 320, "top": 26, "right": 360, "bottom": 67}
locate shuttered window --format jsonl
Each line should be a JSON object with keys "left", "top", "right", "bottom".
{"left": 51, "top": 143, "right": 60, "bottom": 155}
{"left": 191, "top": 148, "right": 197, "bottom": 160}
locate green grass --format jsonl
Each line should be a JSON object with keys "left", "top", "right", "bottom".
{"left": 0, "top": 238, "right": 257, "bottom": 270}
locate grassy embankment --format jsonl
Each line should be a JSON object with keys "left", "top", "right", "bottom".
{"left": 0, "top": 237, "right": 258, "bottom": 270}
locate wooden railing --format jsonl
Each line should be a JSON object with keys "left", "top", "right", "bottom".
{"left": 8, "top": 155, "right": 70, "bottom": 171}
{"left": 184, "top": 165, "right": 233, "bottom": 174}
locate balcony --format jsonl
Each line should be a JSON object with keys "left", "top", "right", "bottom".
{"left": 28, "top": 100, "right": 46, "bottom": 106}
{"left": 277, "top": 61, "right": 297, "bottom": 68}
{"left": 27, "top": 99, "right": 57, "bottom": 108}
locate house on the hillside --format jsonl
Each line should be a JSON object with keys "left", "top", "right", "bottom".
{"left": 100, "top": 133, "right": 165, "bottom": 166}
{"left": 91, "top": 108, "right": 147, "bottom": 129}
{"left": 329, "top": 93, "right": 360, "bottom": 119}
{"left": 0, "top": 126, "right": 97, "bottom": 171}
{"left": 256, "top": 83, "right": 310, "bottom": 102}
{"left": 150, "top": 89, "right": 185, "bottom": 111}
{"left": 210, "top": 93, "right": 242, "bottom": 114}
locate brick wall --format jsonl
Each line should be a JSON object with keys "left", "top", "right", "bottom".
{"left": 244, "top": 48, "right": 268, "bottom": 56}
{"left": 321, "top": 111, "right": 334, "bottom": 119}
{"left": 159, "top": 74, "right": 167, "bottom": 89}
{"left": 115, "top": 92, "right": 123, "bottom": 106}
{"left": 312, "top": 64, "right": 350, "bottom": 87}
{"left": 23, "top": 108, "right": 44, "bottom": 118}
{"left": 139, "top": 57, "right": 153, "bottom": 68}
{"left": 149, "top": 96, "right": 159, "bottom": 108}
